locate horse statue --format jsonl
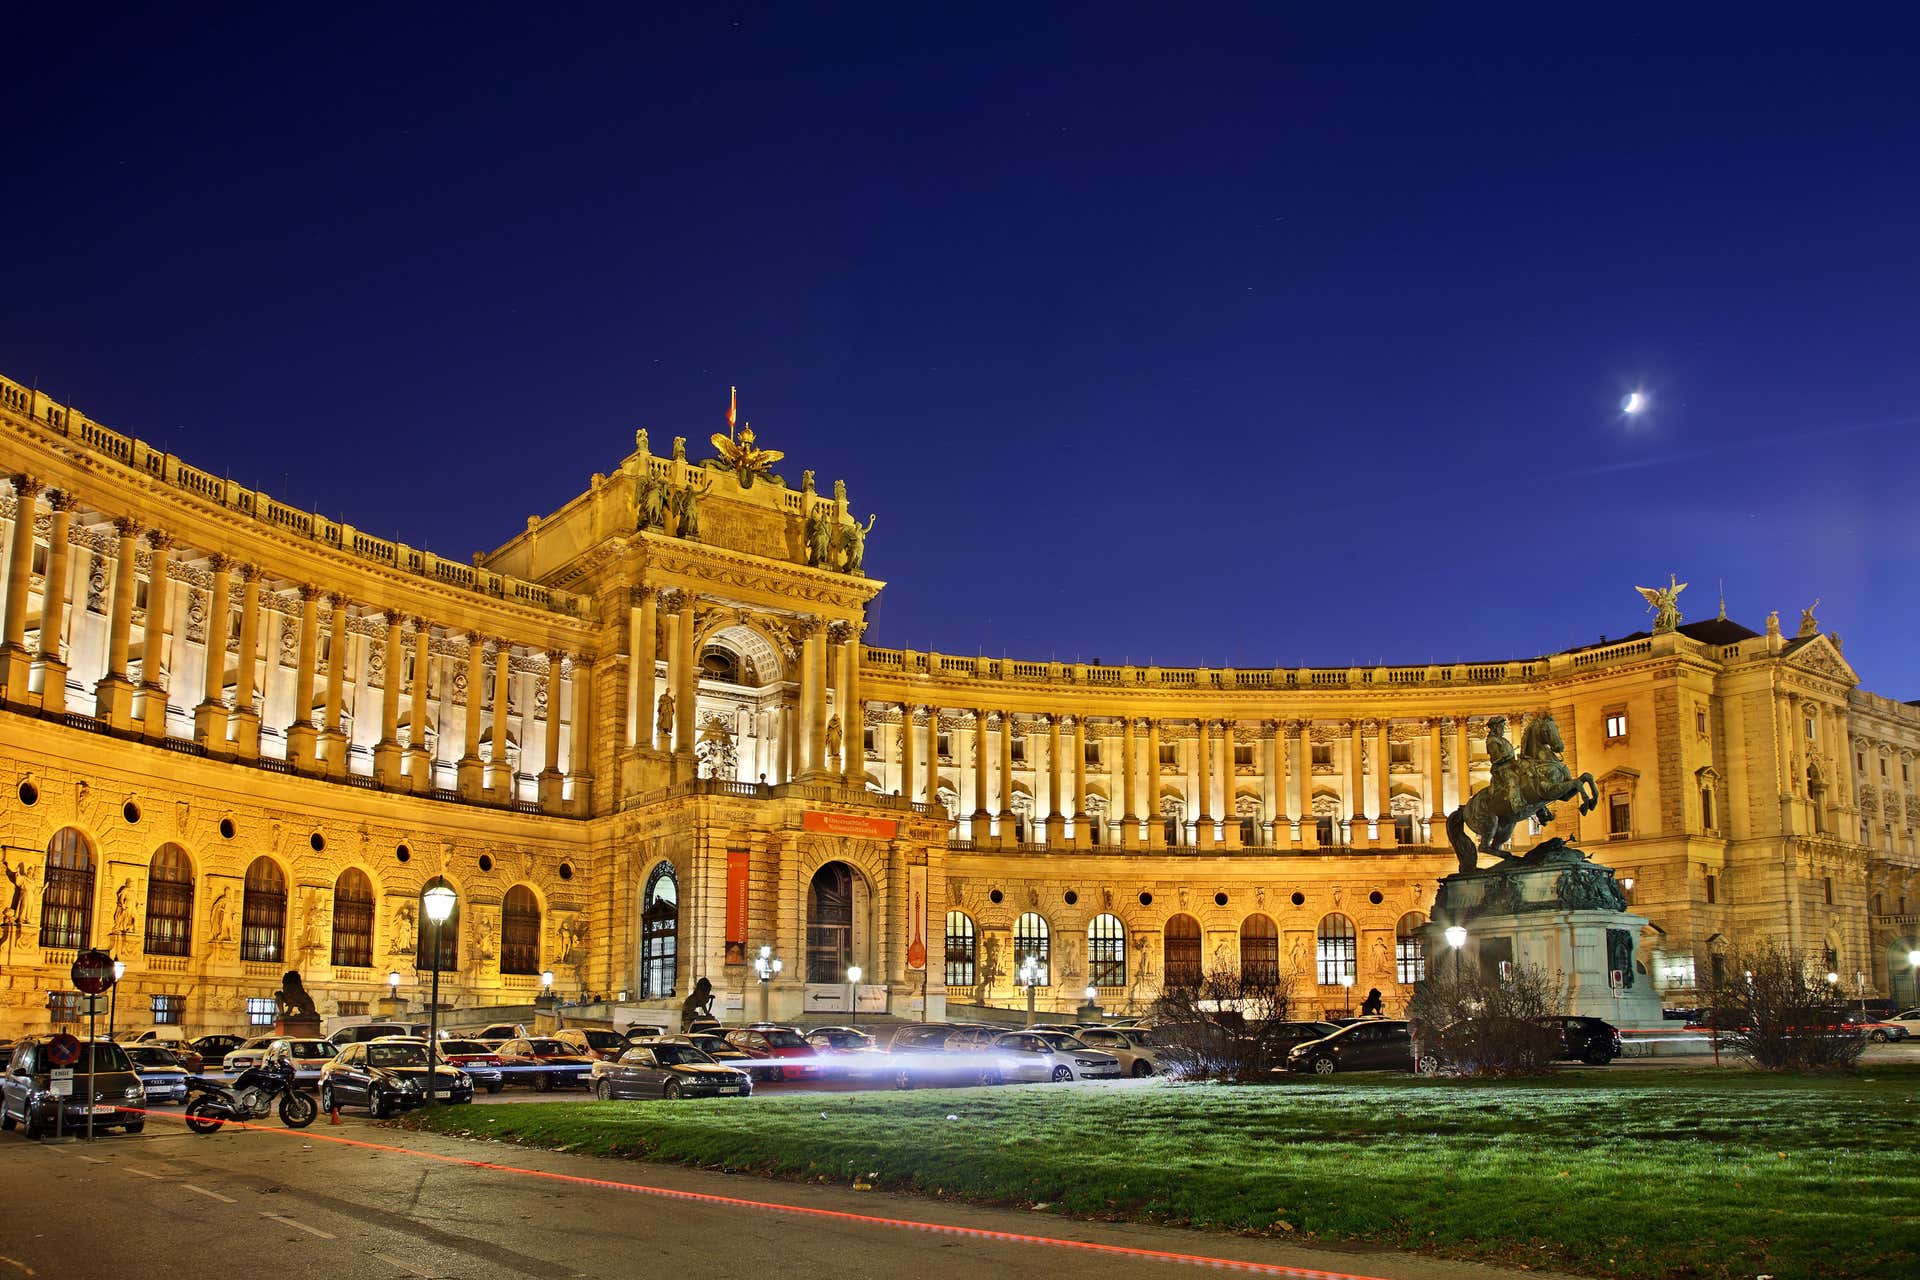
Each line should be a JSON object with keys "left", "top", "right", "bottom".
{"left": 1445, "top": 713, "right": 1597, "bottom": 875}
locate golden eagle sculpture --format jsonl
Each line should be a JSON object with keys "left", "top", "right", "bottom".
{"left": 709, "top": 386, "right": 783, "bottom": 488}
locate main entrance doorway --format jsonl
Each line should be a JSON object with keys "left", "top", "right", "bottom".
{"left": 804, "top": 860, "right": 871, "bottom": 1012}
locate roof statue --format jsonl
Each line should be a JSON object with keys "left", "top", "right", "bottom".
{"left": 1635, "top": 574, "right": 1686, "bottom": 634}
{"left": 1798, "top": 598, "right": 1820, "bottom": 638}
{"left": 708, "top": 386, "right": 784, "bottom": 488}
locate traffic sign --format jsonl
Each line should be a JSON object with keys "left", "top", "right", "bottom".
{"left": 71, "top": 948, "right": 116, "bottom": 995}
{"left": 1609, "top": 969, "right": 1625, "bottom": 990}
{"left": 49, "top": 1067, "right": 74, "bottom": 1097}
{"left": 47, "top": 1032, "right": 82, "bottom": 1067}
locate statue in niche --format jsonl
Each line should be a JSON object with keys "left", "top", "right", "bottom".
{"left": 655, "top": 692, "right": 675, "bottom": 748}
{"left": 839, "top": 514, "right": 876, "bottom": 575}
{"left": 0, "top": 852, "right": 36, "bottom": 952}
{"left": 206, "top": 886, "right": 234, "bottom": 946}
{"left": 387, "top": 898, "right": 416, "bottom": 955}
{"left": 110, "top": 878, "right": 137, "bottom": 946}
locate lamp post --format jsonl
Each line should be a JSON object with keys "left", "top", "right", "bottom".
{"left": 755, "top": 946, "right": 783, "bottom": 1024}
{"left": 421, "top": 883, "right": 457, "bottom": 1109}
{"left": 1444, "top": 925, "right": 1468, "bottom": 985}
{"left": 1018, "top": 956, "right": 1041, "bottom": 1027}
{"left": 541, "top": 969, "right": 554, "bottom": 1000}
{"left": 1340, "top": 972, "right": 1355, "bottom": 1018}
{"left": 1083, "top": 984, "right": 1097, "bottom": 1017}
{"left": 107, "top": 959, "right": 126, "bottom": 1043}
{"left": 387, "top": 969, "right": 401, "bottom": 997}
{"left": 1908, "top": 950, "right": 1920, "bottom": 1007}
{"left": 847, "top": 965, "right": 862, "bottom": 1026}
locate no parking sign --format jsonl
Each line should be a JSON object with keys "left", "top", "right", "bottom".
{"left": 47, "top": 1032, "right": 81, "bottom": 1067}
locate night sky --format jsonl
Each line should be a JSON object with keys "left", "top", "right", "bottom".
{"left": 7, "top": 6, "right": 1917, "bottom": 692}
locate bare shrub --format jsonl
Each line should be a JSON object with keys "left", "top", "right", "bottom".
{"left": 1407, "top": 962, "right": 1565, "bottom": 1077}
{"left": 1149, "top": 967, "right": 1294, "bottom": 1080}
{"left": 1698, "top": 941, "right": 1866, "bottom": 1071}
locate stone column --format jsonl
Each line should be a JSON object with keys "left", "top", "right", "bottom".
{"left": 34, "top": 491, "right": 74, "bottom": 714}
{"left": 1453, "top": 717, "right": 1471, "bottom": 816}
{"left": 0, "top": 475, "right": 42, "bottom": 702}
{"left": 1261, "top": 720, "right": 1279, "bottom": 847}
{"left": 193, "top": 555, "right": 233, "bottom": 745}
{"left": 1220, "top": 718, "right": 1239, "bottom": 848}
{"left": 1374, "top": 719, "right": 1391, "bottom": 823}
{"left": 1146, "top": 719, "right": 1165, "bottom": 849}
{"left": 808, "top": 620, "right": 830, "bottom": 777}
{"left": 457, "top": 633, "right": 485, "bottom": 798}
{"left": 841, "top": 625, "right": 864, "bottom": 785}
{"left": 971, "top": 708, "right": 990, "bottom": 827}
{"left": 286, "top": 586, "right": 322, "bottom": 767}
{"left": 630, "top": 587, "right": 656, "bottom": 749}
{"left": 374, "top": 612, "right": 407, "bottom": 786}
{"left": 538, "top": 650, "right": 567, "bottom": 809}
{"left": 1194, "top": 719, "right": 1214, "bottom": 849}
{"left": 406, "top": 621, "right": 432, "bottom": 791}
{"left": 1295, "top": 721, "right": 1313, "bottom": 843}
{"left": 674, "top": 592, "right": 697, "bottom": 756}
{"left": 923, "top": 706, "right": 940, "bottom": 814}
{"left": 490, "top": 641, "right": 513, "bottom": 798}
{"left": 999, "top": 713, "right": 1017, "bottom": 845}
{"left": 899, "top": 703, "right": 917, "bottom": 801}
{"left": 568, "top": 652, "right": 594, "bottom": 814}
{"left": 1428, "top": 718, "right": 1447, "bottom": 827}
{"left": 320, "top": 594, "right": 350, "bottom": 777}
{"left": 94, "top": 517, "right": 142, "bottom": 730}
{"left": 1044, "top": 714, "right": 1064, "bottom": 844}
{"left": 1121, "top": 717, "right": 1140, "bottom": 848}
{"left": 1071, "top": 715, "right": 1089, "bottom": 848}
{"left": 138, "top": 532, "right": 177, "bottom": 740}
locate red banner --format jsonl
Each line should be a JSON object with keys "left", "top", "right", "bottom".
{"left": 802, "top": 811, "right": 897, "bottom": 840}
{"left": 725, "top": 850, "right": 749, "bottom": 964}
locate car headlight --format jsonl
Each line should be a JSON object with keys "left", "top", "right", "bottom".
{"left": 399, "top": 1079, "right": 421, "bottom": 1093}
{"left": 124, "top": 1086, "right": 144, "bottom": 1100}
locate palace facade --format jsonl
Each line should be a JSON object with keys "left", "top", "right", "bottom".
{"left": 2, "top": 371, "right": 1917, "bottom": 1037}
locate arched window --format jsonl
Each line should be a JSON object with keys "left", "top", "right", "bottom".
{"left": 1395, "top": 912, "right": 1427, "bottom": 984}
{"left": 414, "top": 876, "right": 459, "bottom": 971}
{"left": 331, "top": 869, "right": 374, "bottom": 968}
{"left": 240, "top": 857, "right": 287, "bottom": 963}
{"left": 944, "top": 910, "right": 976, "bottom": 987}
{"left": 641, "top": 862, "right": 677, "bottom": 999}
{"left": 1163, "top": 913, "right": 1202, "bottom": 989}
{"left": 1013, "top": 912, "right": 1050, "bottom": 986}
{"left": 1088, "top": 913, "right": 1126, "bottom": 987}
{"left": 1240, "top": 913, "right": 1279, "bottom": 987}
{"left": 501, "top": 885, "right": 541, "bottom": 975}
{"left": 1316, "top": 913, "right": 1356, "bottom": 986}
{"left": 144, "top": 843, "right": 194, "bottom": 957}
{"left": 39, "top": 827, "right": 96, "bottom": 950}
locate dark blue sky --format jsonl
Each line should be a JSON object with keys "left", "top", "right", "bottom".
{"left": 7, "top": 5, "right": 1918, "bottom": 691}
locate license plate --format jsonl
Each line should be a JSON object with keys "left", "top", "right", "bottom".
{"left": 716, "top": 1086, "right": 741, "bottom": 1094}
{"left": 82, "top": 1105, "right": 112, "bottom": 1115}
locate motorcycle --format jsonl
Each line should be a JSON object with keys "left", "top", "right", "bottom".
{"left": 183, "top": 1057, "right": 317, "bottom": 1133}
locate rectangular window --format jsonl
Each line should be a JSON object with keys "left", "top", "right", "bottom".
{"left": 936, "top": 732, "right": 951, "bottom": 759}
{"left": 1805, "top": 717, "right": 1816, "bottom": 740}
{"left": 151, "top": 994, "right": 184, "bottom": 1025}
{"left": 1393, "top": 814, "right": 1416, "bottom": 845}
{"left": 336, "top": 1001, "right": 369, "bottom": 1018}
{"left": 1856, "top": 751, "right": 1865, "bottom": 771}
{"left": 1010, "top": 738, "right": 1026, "bottom": 763}
{"left": 134, "top": 579, "right": 149, "bottom": 611}
{"left": 1234, "top": 745, "right": 1254, "bottom": 769}
{"left": 1311, "top": 744, "right": 1332, "bottom": 766}
{"left": 1240, "top": 816, "right": 1258, "bottom": 846}
{"left": 1695, "top": 710, "right": 1708, "bottom": 736}
{"left": 1605, "top": 712, "right": 1628, "bottom": 741}
{"left": 31, "top": 544, "right": 47, "bottom": 575}
{"left": 49, "top": 991, "right": 86, "bottom": 1024}
{"left": 863, "top": 728, "right": 875, "bottom": 755}
{"left": 246, "top": 997, "right": 278, "bottom": 1027}
{"left": 1704, "top": 873, "right": 1718, "bottom": 905}
{"left": 1700, "top": 786, "right": 1716, "bottom": 831}
{"left": 1608, "top": 796, "right": 1631, "bottom": 837}
{"left": 1315, "top": 815, "right": 1336, "bottom": 847}
{"left": 1395, "top": 934, "right": 1426, "bottom": 984}
{"left": 1389, "top": 742, "right": 1412, "bottom": 766}
{"left": 1084, "top": 741, "right": 1101, "bottom": 765}
{"left": 1823, "top": 876, "right": 1833, "bottom": 905}
{"left": 1158, "top": 744, "right": 1177, "bottom": 766}
{"left": 1880, "top": 758, "right": 1888, "bottom": 778}
{"left": 1903, "top": 761, "right": 1910, "bottom": 783}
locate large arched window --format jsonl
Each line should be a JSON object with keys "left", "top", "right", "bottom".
{"left": 944, "top": 910, "right": 976, "bottom": 987}
{"left": 806, "top": 862, "right": 855, "bottom": 983}
{"left": 331, "top": 869, "right": 374, "bottom": 968}
{"left": 1240, "top": 913, "right": 1279, "bottom": 988}
{"left": 1395, "top": 912, "right": 1427, "bottom": 984}
{"left": 501, "top": 885, "right": 542, "bottom": 975}
{"left": 1316, "top": 912, "right": 1356, "bottom": 986}
{"left": 1163, "top": 913, "right": 1202, "bottom": 989}
{"left": 1013, "top": 912, "right": 1050, "bottom": 986}
{"left": 1088, "top": 913, "right": 1126, "bottom": 987}
{"left": 39, "top": 828, "right": 96, "bottom": 950}
{"left": 414, "top": 876, "right": 459, "bottom": 971}
{"left": 144, "top": 843, "right": 195, "bottom": 957}
{"left": 240, "top": 857, "right": 287, "bottom": 963}
{"left": 640, "top": 861, "right": 677, "bottom": 999}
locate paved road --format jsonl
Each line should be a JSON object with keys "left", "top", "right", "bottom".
{"left": 0, "top": 1108, "right": 1574, "bottom": 1280}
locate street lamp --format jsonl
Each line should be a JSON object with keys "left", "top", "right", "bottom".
{"left": 107, "top": 959, "right": 126, "bottom": 1043}
{"left": 1083, "top": 985, "right": 1097, "bottom": 1015}
{"left": 421, "top": 882, "right": 457, "bottom": 1109}
{"left": 754, "top": 945, "right": 783, "bottom": 1024}
{"left": 1018, "top": 956, "right": 1042, "bottom": 1027}
{"left": 540, "top": 969, "right": 554, "bottom": 998}
{"left": 847, "top": 965, "right": 863, "bottom": 1027}
{"left": 387, "top": 969, "right": 401, "bottom": 996}
{"left": 1340, "top": 972, "right": 1355, "bottom": 1018}
{"left": 1444, "top": 925, "right": 1468, "bottom": 984}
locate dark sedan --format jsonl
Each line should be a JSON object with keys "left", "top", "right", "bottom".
{"left": 187, "top": 1034, "right": 245, "bottom": 1066}
{"left": 495, "top": 1038, "right": 595, "bottom": 1090}
{"left": 122, "top": 1044, "right": 192, "bottom": 1105}
{"left": 592, "top": 1041, "right": 752, "bottom": 1100}
{"left": 318, "top": 1041, "right": 472, "bottom": 1118}
{"left": 1285, "top": 1020, "right": 1415, "bottom": 1074}
{"left": 1548, "top": 1016, "right": 1623, "bottom": 1064}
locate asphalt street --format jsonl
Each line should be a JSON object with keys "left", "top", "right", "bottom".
{"left": 0, "top": 1105, "right": 1578, "bottom": 1280}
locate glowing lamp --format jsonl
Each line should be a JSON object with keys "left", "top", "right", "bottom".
{"left": 846, "top": 965, "right": 863, "bottom": 984}
{"left": 422, "top": 883, "right": 457, "bottom": 924}
{"left": 1444, "top": 925, "right": 1468, "bottom": 950}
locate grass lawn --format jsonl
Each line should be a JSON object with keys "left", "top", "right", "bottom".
{"left": 400, "top": 1066, "right": 1920, "bottom": 1280}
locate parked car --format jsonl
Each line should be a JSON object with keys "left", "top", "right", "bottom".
{"left": 884, "top": 1022, "right": 972, "bottom": 1089}
{"left": 804, "top": 1027, "right": 882, "bottom": 1074}
{"left": 126, "top": 1034, "right": 203, "bottom": 1074}
{"left": 1, "top": 1037, "right": 146, "bottom": 1137}
{"left": 592, "top": 1040, "right": 753, "bottom": 1100}
{"left": 551, "top": 1027, "right": 631, "bottom": 1061}
{"left": 494, "top": 1038, "right": 595, "bottom": 1090}
{"left": 1285, "top": 1020, "right": 1416, "bottom": 1074}
{"left": 433, "top": 1039, "right": 508, "bottom": 1093}
{"left": 187, "top": 1033, "right": 246, "bottom": 1065}
{"left": 621, "top": 1023, "right": 670, "bottom": 1042}
{"left": 1888, "top": 1008, "right": 1920, "bottom": 1038}
{"left": 263, "top": 1037, "right": 338, "bottom": 1083}
{"left": 1548, "top": 1016, "right": 1625, "bottom": 1064}
{"left": 469, "top": 1023, "right": 527, "bottom": 1046}
{"left": 720, "top": 1027, "right": 820, "bottom": 1081}
{"left": 327, "top": 1022, "right": 419, "bottom": 1047}
{"left": 222, "top": 1035, "right": 284, "bottom": 1073}
{"left": 122, "top": 1044, "right": 192, "bottom": 1105}
{"left": 1074, "top": 1026, "right": 1164, "bottom": 1077}
{"left": 318, "top": 1040, "right": 472, "bottom": 1118}
{"left": 989, "top": 1030, "right": 1122, "bottom": 1082}
{"left": 1838, "top": 1010, "right": 1910, "bottom": 1043}
{"left": 684, "top": 1032, "right": 757, "bottom": 1065}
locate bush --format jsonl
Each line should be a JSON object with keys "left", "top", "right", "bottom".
{"left": 1407, "top": 962, "right": 1565, "bottom": 1077}
{"left": 1149, "top": 968, "right": 1294, "bottom": 1080}
{"left": 1697, "top": 942, "right": 1866, "bottom": 1071}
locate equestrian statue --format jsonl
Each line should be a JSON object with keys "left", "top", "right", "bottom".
{"left": 1445, "top": 713, "right": 1598, "bottom": 876}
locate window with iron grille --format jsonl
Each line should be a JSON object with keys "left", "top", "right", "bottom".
{"left": 144, "top": 843, "right": 195, "bottom": 956}
{"left": 1163, "top": 914, "right": 1201, "bottom": 989}
{"left": 501, "top": 885, "right": 542, "bottom": 975}
{"left": 335, "top": 1001, "right": 368, "bottom": 1018}
{"left": 1316, "top": 913, "right": 1356, "bottom": 986}
{"left": 39, "top": 827, "right": 95, "bottom": 950}
{"left": 1240, "top": 914, "right": 1279, "bottom": 987}
{"left": 1012, "top": 912, "right": 1050, "bottom": 986}
{"left": 48, "top": 991, "right": 86, "bottom": 1024}
{"left": 240, "top": 856, "right": 286, "bottom": 963}
{"left": 1087, "top": 914, "right": 1125, "bottom": 987}
{"left": 331, "top": 868, "right": 374, "bottom": 968}
{"left": 944, "top": 910, "right": 976, "bottom": 987}
{"left": 246, "top": 997, "right": 277, "bottom": 1027}
{"left": 1395, "top": 914, "right": 1427, "bottom": 983}
{"left": 151, "top": 994, "right": 185, "bottom": 1025}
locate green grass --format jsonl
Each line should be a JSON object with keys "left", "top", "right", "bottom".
{"left": 400, "top": 1067, "right": 1920, "bottom": 1280}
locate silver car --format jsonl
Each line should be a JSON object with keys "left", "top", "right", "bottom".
{"left": 988, "top": 1031, "right": 1122, "bottom": 1082}
{"left": 122, "top": 1044, "right": 192, "bottom": 1105}
{"left": 1074, "top": 1026, "right": 1163, "bottom": 1077}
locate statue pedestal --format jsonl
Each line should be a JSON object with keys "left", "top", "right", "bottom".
{"left": 274, "top": 1013, "right": 324, "bottom": 1038}
{"left": 1422, "top": 839, "right": 1665, "bottom": 1028}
